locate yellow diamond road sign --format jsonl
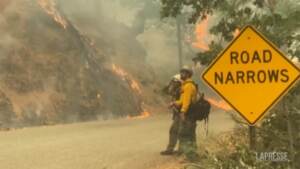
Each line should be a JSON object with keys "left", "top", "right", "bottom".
{"left": 202, "top": 25, "right": 300, "bottom": 125}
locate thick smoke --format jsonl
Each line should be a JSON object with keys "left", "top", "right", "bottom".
{"left": 57, "top": 0, "right": 183, "bottom": 83}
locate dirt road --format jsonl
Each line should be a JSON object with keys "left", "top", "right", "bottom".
{"left": 0, "top": 111, "right": 235, "bottom": 169}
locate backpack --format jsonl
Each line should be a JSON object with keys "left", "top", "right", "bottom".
{"left": 188, "top": 97, "right": 211, "bottom": 121}
{"left": 185, "top": 81, "right": 211, "bottom": 136}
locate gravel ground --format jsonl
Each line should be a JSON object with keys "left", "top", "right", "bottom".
{"left": 0, "top": 111, "right": 235, "bottom": 169}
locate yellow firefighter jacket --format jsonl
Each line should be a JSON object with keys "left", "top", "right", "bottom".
{"left": 175, "top": 78, "right": 197, "bottom": 113}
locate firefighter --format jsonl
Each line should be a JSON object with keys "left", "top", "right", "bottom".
{"left": 160, "top": 74, "right": 183, "bottom": 155}
{"left": 172, "top": 66, "right": 199, "bottom": 162}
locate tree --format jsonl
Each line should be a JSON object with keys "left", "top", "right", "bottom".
{"left": 160, "top": 0, "right": 222, "bottom": 23}
{"left": 160, "top": 0, "right": 300, "bottom": 63}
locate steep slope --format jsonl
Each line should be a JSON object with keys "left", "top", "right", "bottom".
{"left": 0, "top": 0, "right": 145, "bottom": 127}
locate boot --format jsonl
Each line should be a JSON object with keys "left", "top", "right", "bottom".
{"left": 160, "top": 150, "right": 174, "bottom": 155}
{"left": 173, "top": 150, "right": 183, "bottom": 156}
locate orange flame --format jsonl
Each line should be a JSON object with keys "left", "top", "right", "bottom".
{"left": 127, "top": 111, "right": 150, "bottom": 120}
{"left": 111, "top": 64, "right": 142, "bottom": 95}
{"left": 130, "top": 80, "right": 142, "bottom": 95}
{"left": 207, "top": 98, "right": 232, "bottom": 111}
{"left": 112, "top": 63, "right": 127, "bottom": 80}
{"left": 38, "top": 0, "right": 68, "bottom": 29}
{"left": 192, "top": 17, "right": 210, "bottom": 51}
{"left": 233, "top": 28, "right": 240, "bottom": 38}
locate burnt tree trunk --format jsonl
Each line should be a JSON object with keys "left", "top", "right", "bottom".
{"left": 176, "top": 16, "right": 183, "bottom": 70}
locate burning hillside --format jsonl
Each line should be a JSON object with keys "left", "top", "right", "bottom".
{"left": 0, "top": 0, "right": 149, "bottom": 127}
{"left": 111, "top": 64, "right": 142, "bottom": 95}
{"left": 38, "top": 0, "right": 67, "bottom": 29}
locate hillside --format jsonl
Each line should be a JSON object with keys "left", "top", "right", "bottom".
{"left": 0, "top": 0, "right": 159, "bottom": 127}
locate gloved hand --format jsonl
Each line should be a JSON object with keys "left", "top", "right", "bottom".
{"left": 168, "top": 102, "right": 176, "bottom": 109}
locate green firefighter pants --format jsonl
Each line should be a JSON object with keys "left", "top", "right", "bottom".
{"left": 179, "top": 118, "right": 199, "bottom": 161}
{"left": 166, "top": 113, "right": 180, "bottom": 151}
